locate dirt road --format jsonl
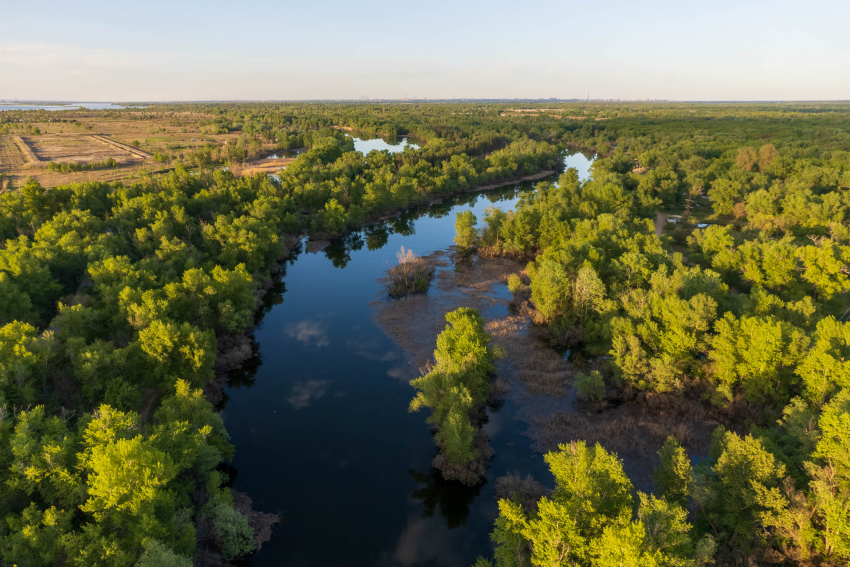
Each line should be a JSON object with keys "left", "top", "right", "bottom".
{"left": 90, "top": 134, "right": 153, "bottom": 159}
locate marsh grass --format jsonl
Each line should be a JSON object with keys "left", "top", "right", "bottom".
{"left": 386, "top": 246, "right": 436, "bottom": 298}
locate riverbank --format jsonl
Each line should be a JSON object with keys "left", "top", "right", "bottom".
{"left": 364, "top": 170, "right": 555, "bottom": 226}
{"left": 371, "top": 251, "right": 719, "bottom": 491}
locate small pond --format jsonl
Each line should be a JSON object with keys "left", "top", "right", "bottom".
{"left": 353, "top": 134, "right": 420, "bottom": 154}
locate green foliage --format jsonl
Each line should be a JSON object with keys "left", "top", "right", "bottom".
{"left": 410, "top": 308, "right": 494, "bottom": 466}
{"left": 0, "top": 321, "right": 53, "bottom": 405}
{"left": 529, "top": 256, "right": 572, "bottom": 321}
{"left": 814, "top": 389, "right": 850, "bottom": 489}
{"left": 654, "top": 436, "right": 693, "bottom": 506}
{"left": 797, "top": 317, "right": 850, "bottom": 405}
{"left": 481, "top": 442, "right": 711, "bottom": 567}
{"left": 210, "top": 502, "right": 255, "bottom": 560}
{"left": 2, "top": 504, "right": 73, "bottom": 567}
{"left": 8, "top": 406, "right": 82, "bottom": 508}
{"left": 135, "top": 540, "right": 192, "bottom": 567}
{"left": 7, "top": 101, "right": 850, "bottom": 566}
{"left": 709, "top": 313, "right": 809, "bottom": 403}
{"left": 138, "top": 320, "right": 216, "bottom": 390}
{"left": 575, "top": 370, "right": 605, "bottom": 402}
{"left": 693, "top": 430, "right": 787, "bottom": 550}
{"left": 610, "top": 265, "right": 725, "bottom": 392}
{"left": 47, "top": 157, "right": 118, "bottom": 173}
{"left": 506, "top": 273, "right": 523, "bottom": 295}
{"left": 454, "top": 211, "right": 478, "bottom": 256}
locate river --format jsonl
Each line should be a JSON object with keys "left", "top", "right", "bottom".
{"left": 222, "top": 141, "right": 594, "bottom": 566}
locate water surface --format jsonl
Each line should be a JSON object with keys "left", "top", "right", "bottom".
{"left": 223, "top": 147, "right": 594, "bottom": 566}
{"left": 0, "top": 102, "right": 146, "bottom": 111}
{"left": 353, "top": 135, "right": 420, "bottom": 154}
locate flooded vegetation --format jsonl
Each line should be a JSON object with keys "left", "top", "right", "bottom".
{"left": 4, "top": 100, "right": 850, "bottom": 567}
{"left": 221, "top": 174, "right": 573, "bottom": 566}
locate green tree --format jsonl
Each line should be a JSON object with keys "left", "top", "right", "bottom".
{"left": 410, "top": 308, "right": 494, "bottom": 468}
{"left": 709, "top": 314, "right": 808, "bottom": 403}
{"left": 529, "top": 256, "right": 571, "bottom": 322}
{"left": 0, "top": 321, "right": 53, "bottom": 405}
{"left": 2, "top": 504, "right": 73, "bottom": 567}
{"left": 454, "top": 210, "right": 478, "bottom": 256}
{"left": 796, "top": 317, "right": 850, "bottom": 406}
{"left": 210, "top": 502, "right": 255, "bottom": 560}
{"left": 693, "top": 430, "right": 787, "bottom": 551}
{"left": 135, "top": 540, "right": 192, "bottom": 567}
{"left": 654, "top": 436, "right": 693, "bottom": 506}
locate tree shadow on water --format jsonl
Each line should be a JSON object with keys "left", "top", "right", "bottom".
{"left": 324, "top": 232, "right": 364, "bottom": 268}
{"left": 409, "top": 467, "right": 485, "bottom": 530}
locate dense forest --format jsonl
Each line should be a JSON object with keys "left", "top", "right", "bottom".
{"left": 0, "top": 101, "right": 849, "bottom": 565}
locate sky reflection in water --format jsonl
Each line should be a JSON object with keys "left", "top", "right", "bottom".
{"left": 222, "top": 147, "right": 593, "bottom": 566}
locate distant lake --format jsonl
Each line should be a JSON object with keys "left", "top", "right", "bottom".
{"left": 0, "top": 102, "right": 147, "bottom": 111}
{"left": 225, "top": 144, "right": 595, "bottom": 566}
{"left": 353, "top": 135, "right": 420, "bottom": 154}
{"left": 564, "top": 150, "right": 596, "bottom": 182}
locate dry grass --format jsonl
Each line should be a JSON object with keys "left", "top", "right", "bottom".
{"left": 13, "top": 136, "right": 40, "bottom": 165}
{"left": 242, "top": 157, "right": 295, "bottom": 176}
{"left": 374, "top": 253, "right": 574, "bottom": 397}
{"left": 529, "top": 397, "right": 717, "bottom": 490}
{"left": 0, "top": 109, "right": 242, "bottom": 188}
{"left": 372, "top": 250, "right": 721, "bottom": 492}
{"left": 386, "top": 246, "right": 437, "bottom": 298}
{"left": 486, "top": 316, "right": 572, "bottom": 397}
{"left": 30, "top": 133, "right": 147, "bottom": 164}
{"left": 495, "top": 472, "right": 549, "bottom": 512}
{"left": 0, "top": 136, "right": 28, "bottom": 171}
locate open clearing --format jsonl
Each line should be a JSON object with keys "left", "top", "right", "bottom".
{"left": 0, "top": 109, "right": 231, "bottom": 188}
{"left": 27, "top": 133, "right": 147, "bottom": 165}
{"left": 0, "top": 136, "right": 28, "bottom": 172}
{"left": 12, "top": 136, "right": 40, "bottom": 165}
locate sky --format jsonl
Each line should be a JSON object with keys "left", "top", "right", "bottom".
{"left": 1, "top": 0, "right": 848, "bottom": 102}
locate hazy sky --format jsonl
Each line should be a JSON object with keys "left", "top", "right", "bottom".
{"left": 2, "top": 0, "right": 848, "bottom": 101}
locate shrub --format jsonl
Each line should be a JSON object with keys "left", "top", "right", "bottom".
{"left": 211, "top": 503, "right": 255, "bottom": 560}
{"left": 387, "top": 247, "right": 434, "bottom": 298}
{"left": 507, "top": 273, "right": 523, "bottom": 295}
{"left": 454, "top": 211, "right": 478, "bottom": 256}
{"left": 136, "top": 540, "right": 192, "bottom": 567}
{"left": 575, "top": 370, "right": 605, "bottom": 401}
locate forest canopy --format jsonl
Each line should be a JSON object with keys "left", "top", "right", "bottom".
{"left": 0, "top": 100, "right": 849, "bottom": 565}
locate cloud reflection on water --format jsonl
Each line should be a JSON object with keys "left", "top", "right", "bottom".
{"left": 286, "top": 380, "right": 330, "bottom": 409}
{"left": 285, "top": 319, "right": 330, "bottom": 348}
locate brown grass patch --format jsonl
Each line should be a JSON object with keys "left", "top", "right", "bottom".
{"left": 495, "top": 472, "right": 549, "bottom": 512}
{"left": 529, "top": 397, "right": 717, "bottom": 490}
{"left": 13, "top": 136, "right": 40, "bottom": 165}
{"left": 0, "top": 136, "right": 28, "bottom": 171}
{"left": 386, "top": 247, "right": 438, "bottom": 298}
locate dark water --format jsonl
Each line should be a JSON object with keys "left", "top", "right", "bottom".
{"left": 223, "top": 149, "right": 593, "bottom": 567}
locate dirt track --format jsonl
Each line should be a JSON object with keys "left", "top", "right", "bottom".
{"left": 12, "top": 136, "right": 40, "bottom": 165}
{"left": 90, "top": 134, "right": 153, "bottom": 159}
